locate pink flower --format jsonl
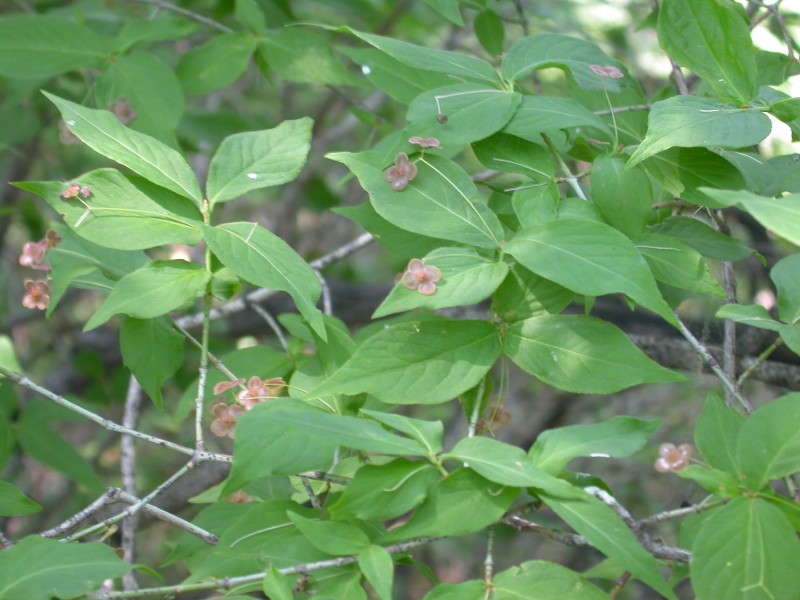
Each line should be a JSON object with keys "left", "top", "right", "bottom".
{"left": 210, "top": 402, "right": 245, "bottom": 439}
{"left": 654, "top": 443, "right": 693, "bottom": 473}
{"left": 80, "top": 187, "right": 92, "bottom": 199}
{"left": 384, "top": 153, "right": 418, "bottom": 191}
{"left": 45, "top": 230, "right": 62, "bottom": 248}
{"left": 590, "top": 64, "right": 624, "bottom": 79}
{"left": 213, "top": 379, "right": 246, "bottom": 396}
{"left": 59, "top": 183, "right": 81, "bottom": 201}
{"left": 409, "top": 136, "right": 441, "bottom": 149}
{"left": 19, "top": 240, "right": 50, "bottom": 271}
{"left": 237, "top": 376, "right": 287, "bottom": 410}
{"left": 22, "top": 280, "right": 50, "bottom": 311}
{"left": 401, "top": 259, "right": 442, "bottom": 296}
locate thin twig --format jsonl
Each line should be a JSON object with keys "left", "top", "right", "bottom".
{"left": 121, "top": 377, "right": 143, "bottom": 591}
{"left": 113, "top": 490, "right": 218, "bottom": 545}
{"left": 248, "top": 302, "right": 290, "bottom": 352}
{"left": 484, "top": 526, "right": 495, "bottom": 585}
{"left": 737, "top": 337, "right": 784, "bottom": 386}
{"left": 512, "top": 0, "right": 530, "bottom": 36}
{"left": 301, "top": 478, "right": 322, "bottom": 510}
{"left": 637, "top": 498, "right": 724, "bottom": 527}
{"left": 315, "top": 269, "right": 333, "bottom": 316}
{"left": 125, "top": 0, "right": 232, "bottom": 32}
{"left": 541, "top": 134, "right": 588, "bottom": 201}
{"left": 40, "top": 490, "right": 117, "bottom": 539}
{"left": 585, "top": 487, "right": 636, "bottom": 529}
{"left": 173, "top": 323, "right": 248, "bottom": 389}
{"left": 595, "top": 103, "right": 652, "bottom": 116}
{"left": 610, "top": 572, "right": 632, "bottom": 599}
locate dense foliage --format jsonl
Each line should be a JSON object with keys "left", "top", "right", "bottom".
{"left": 1, "top": 0, "right": 800, "bottom": 598}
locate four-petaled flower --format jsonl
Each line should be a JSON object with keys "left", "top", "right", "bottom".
{"left": 385, "top": 152, "right": 418, "bottom": 191}
{"left": 19, "top": 230, "right": 62, "bottom": 272}
{"left": 60, "top": 183, "right": 81, "bottom": 201}
{"left": 401, "top": 259, "right": 442, "bottom": 296}
{"left": 237, "top": 376, "right": 287, "bottom": 410}
{"left": 590, "top": 64, "right": 624, "bottom": 79}
{"left": 409, "top": 136, "right": 441, "bottom": 149}
{"left": 209, "top": 402, "right": 245, "bottom": 439}
{"left": 22, "top": 279, "right": 50, "bottom": 311}
{"left": 654, "top": 442, "right": 693, "bottom": 473}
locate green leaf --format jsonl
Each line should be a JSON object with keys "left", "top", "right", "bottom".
{"left": 772, "top": 254, "right": 800, "bottom": 323}
{"left": 542, "top": 492, "right": 678, "bottom": 600}
{"left": 288, "top": 512, "right": 370, "bottom": 555}
{"left": 373, "top": 247, "right": 508, "bottom": 318}
{"left": 259, "top": 28, "right": 360, "bottom": 86}
{"left": 627, "top": 96, "right": 772, "bottom": 167}
{"left": 203, "top": 222, "right": 325, "bottom": 339}
{"left": 695, "top": 394, "right": 744, "bottom": 475}
{"left": 715, "top": 304, "right": 781, "bottom": 332}
{"left": 474, "top": 10, "right": 505, "bottom": 57}
{"left": 491, "top": 265, "right": 574, "bottom": 322}
{"left": 114, "top": 17, "right": 196, "bottom": 52}
{"left": 737, "top": 393, "right": 800, "bottom": 489}
{"left": 678, "top": 465, "right": 741, "bottom": 497}
{"left": 206, "top": 118, "right": 313, "bottom": 205}
{"left": 0, "top": 336, "right": 22, "bottom": 375}
{"left": 176, "top": 32, "right": 256, "bottom": 95}
{"left": 503, "top": 33, "right": 626, "bottom": 92}
{"left": 339, "top": 27, "right": 501, "bottom": 87}
{"left": 92, "top": 52, "right": 185, "bottom": 142}
{"left": 657, "top": 0, "right": 757, "bottom": 104}
{"left": 493, "top": 561, "right": 610, "bottom": 599}
{"left": 328, "top": 152, "right": 504, "bottom": 249}
{"left": 120, "top": 317, "right": 184, "bottom": 410}
{"left": 504, "top": 315, "right": 683, "bottom": 394}
{"left": 0, "top": 536, "right": 131, "bottom": 600}
{"left": 0, "top": 15, "right": 109, "bottom": 79}
{"left": 650, "top": 216, "right": 753, "bottom": 262}
{"left": 262, "top": 566, "right": 294, "bottom": 600}
{"left": 15, "top": 170, "right": 202, "bottom": 250}
{"left": 505, "top": 221, "right": 676, "bottom": 325}
{"left": 358, "top": 546, "right": 394, "bottom": 600}
{"left": 704, "top": 188, "right": 800, "bottom": 247}
{"left": 635, "top": 232, "right": 726, "bottom": 297}
{"left": 405, "top": 84, "right": 521, "bottom": 149}
{"left": 0, "top": 481, "right": 41, "bottom": 517}
{"left": 422, "top": 0, "right": 464, "bottom": 25}
{"left": 236, "top": 0, "right": 267, "bottom": 33}
{"left": 472, "top": 133, "right": 555, "bottom": 179}
{"left": 44, "top": 93, "right": 203, "bottom": 204}
{"left": 360, "top": 410, "right": 443, "bottom": 455}
{"left": 691, "top": 498, "right": 800, "bottom": 600}
{"left": 329, "top": 460, "right": 440, "bottom": 521}
{"left": 307, "top": 318, "right": 501, "bottom": 405}
{"left": 424, "top": 581, "right": 486, "bottom": 600}
{"left": 503, "top": 94, "right": 613, "bottom": 142}
{"left": 382, "top": 469, "right": 518, "bottom": 541}
{"left": 85, "top": 261, "right": 209, "bottom": 331}
{"left": 443, "top": 437, "right": 581, "bottom": 498}
{"left": 592, "top": 156, "right": 652, "bottom": 238}
{"left": 530, "top": 416, "right": 661, "bottom": 474}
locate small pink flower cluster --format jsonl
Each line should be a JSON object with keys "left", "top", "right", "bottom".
{"left": 59, "top": 182, "right": 92, "bottom": 201}
{"left": 401, "top": 259, "right": 442, "bottom": 296}
{"left": 385, "top": 153, "right": 417, "bottom": 191}
{"left": 409, "top": 136, "right": 441, "bottom": 149}
{"left": 654, "top": 443, "right": 693, "bottom": 473}
{"left": 590, "top": 64, "right": 624, "bottom": 79}
{"left": 209, "top": 376, "right": 287, "bottom": 439}
{"left": 19, "top": 230, "right": 61, "bottom": 311}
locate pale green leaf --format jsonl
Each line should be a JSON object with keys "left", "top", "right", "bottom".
{"left": 288, "top": 513, "right": 370, "bottom": 555}
{"left": 259, "top": 28, "right": 360, "bottom": 86}
{"left": 772, "top": 254, "right": 800, "bottom": 323}
{"left": 696, "top": 394, "right": 743, "bottom": 475}
{"left": 715, "top": 303, "right": 781, "bottom": 332}
{"left": 0, "top": 481, "right": 41, "bottom": 517}
{"left": 493, "top": 561, "right": 610, "bottom": 599}
{"left": 176, "top": 32, "right": 256, "bottom": 95}
{"left": 358, "top": 545, "right": 394, "bottom": 600}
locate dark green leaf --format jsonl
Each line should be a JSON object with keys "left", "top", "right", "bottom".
{"left": 120, "top": 317, "right": 184, "bottom": 409}
{"left": 650, "top": 216, "right": 753, "bottom": 262}
{"left": 113, "top": 18, "right": 196, "bottom": 52}
{"left": 235, "top": 0, "right": 267, "bottom": 33}
{"left": 592, "top": 156, "right": 652, "bottom": 237}
{"left": 358, "top": 545, "right": 394, "bottom": 600}
{"left": 695, "top": 394, "right": 744, "bottom": 475}
{"left": 360, "top": 410, "right": 443, "bottom": 455}
{"left": 635, "top": 232, "right": 725, "bottom": 297}
{"left": 772, "top": 254, "right": 800, "bottom": 323}
{"left": 491, "top": 264, "right": 574, "bottom": 322}
{"left": 702, "top": 188, "right": 800, "bottom": 246}
{"left": 472, "top": 133, "right": 555, "bottom": 179}
{"left": 504, "top": 95, "right": 613, "bottom": 142}
{"left": 0, "top": 481, "right": 41, "bottom": 517}
{"left": 177, "top": 32, "right": 256, "bottom": 95}
{"left": 288, "top": 512, "right": 370, "bottom": 555}
{"left": 474, "top": 10, "right": 505, "bottom": 57}
{"left": 715, "top": 304, "right": 781, "bottom": 332}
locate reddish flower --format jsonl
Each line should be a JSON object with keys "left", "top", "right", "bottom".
{"left": 210, "top": 402, "right": 245, "bottom": 439}
{"left": 45, "top": 230, "right": 62, "bottom": 248}
{"left": 654, "top": 443, "right": 693, "bottom": 473}
{"left": 409, "top": 136, "right": 441, "bottom": 149}
{"left": 213, "top": 379, "right": 246, "bottom": 396}
{"left": 237, "top": 376, "right": 287, "bottom": 410}
{"left": 60, "top": 183, "right": 81, "bottom": 201}
{"left": 109, "top": 98, "right": 138, "bottom": 125}
{"left": 401, "top": 259, "right": 442, "bottom": 296}
{"left": 80, "top": 187, "right": 92, "bottom": 199}
{"left": 19, "top": 240, "right": 50, "bottom": 271}
{"left": 590, "top": 64, "right": 624, "bottom": 79}
{"left": 227, "top": 490, "right": 254, "bottom": 504}
{"left": 22, "top": 279, "right": 50, "bottom": 311}
{"left": 384, "top": 152, "right": 418, "bottom": 191}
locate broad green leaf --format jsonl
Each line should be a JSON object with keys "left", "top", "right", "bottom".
{"left": 423, "top": 0, "right": 464, "bottom": 25}
{"left": 503, "top": 33, "right": 626, "bottom": 92}
{"left": 691, "top": 498, "right": 800, "bottom": 600}
{"left": 715, "top": 304, "right": 781, "bottom": 332}
{"left": 592, "top": 156, "right": 652, "bottom": 237}
{"left": 0, "top": 336, "right": 22, "bottom": 375}
{"left": 444, "top": 436, "right": 581, "bottom": 498}
{"left": 382, "top": 469, "right": 518, "bottom": 541}
{"left": 493, "top": 561, "right": 610, "bottom": 599}
{"left": 658, "top": 0, "right": 757, "bottom": 104}
{"left": 85, "top": 261, "right": 209, "bottom": 331}
{"left": 472, "top": 133, "right": 555, "bottom": 179}
{"left": 203, "top": 222, "right": 325, "bottom": 339}
{"left": 338, "top": 28, "right": 501, "bottom": 87}
{"left": 405, "top": 84, "right": 521, "bottom": 148}
{"left": 491, "top": 264, "right": 574, "bottom": 322}
{"left": 0, "top": 537, "right": 131, "bottom": 600}
{"left": 176, "top": 32, "right": 256, "bottom": 95}
{"left": 313, "top": 569, "right": 368, "bottom": 599}
{"left": 0, "top": 15, "right": 109, "bottom": 79}
{"left": 702, "top": 188, "right": 800, "bottom": 247}
{"left": 92, "top": 52, "right": 184, "bottom": 142}
{"left": 43, "top": 93, "right": 203, "bottom": 204}
{"left": 15, "top": 170, "right": 202, "bottom": 250}
{"left": 643, "top": 147, "right": 747, "bottom": 202}
{"left": 474, "top": 10, "right": 505, "bottom": 57}
{"left": 530, "top": 416, "right": 661, "bottom": 474}
{"left": 504, "top": 315, "right": 684, "bottom": 393}
{"left": 373, "top": 247, "right": 508, "bottom": 318}
{"left": 120, "top": 317, "right": 185, "bottom": 410}
{"left": 0, "top": 481, "right": 41, "bottom": 517}
{"left": 650, "top": 216, "right": 753, "bottom": 262}
{"left": 543, "top": 492, "right": 678, "bottom": 600}
{"left": 206, "top": 118, "right": 313, "bottom": 205}
{"left": 628, "top": 96, "right": 771, "bottom": 167}
{"left": 505, "top": 221, "right": 676, "bottom": 325}
{"left": 360, "top": 410, "right": 443, "bottom": 455}
{"left": 329, "top": 460, "right": 440, "bottom": 521}
{"left": 235, "top": 0, "right": 267, "bottom": 33}
{"left": 328, "top": 152, "right": 504, "bottom": 248}
{"left": 358, "top": 546, "right": 394, "bottom": 600}
{"left": 163, "top": 502, "right": 250, "bottom": 566}
{"left": 307, "top": 318, "right": 501, "bottom": 405}
{"left": 678, "top": 465, "right": 742, "bottom": 497}
{"left": 113, "top": 17, "right": 196, "bottom": 52}
{"left": 695, "top": 394, "right": 744, "bottom": 475}
{"left": 424, "top": 581, "right": 486, "bottom": 600}
{"left": 737, "top": 393, "right": 800, "bottom": 489}
{"left": 288, "top": 513, "right": 370, "bottom": 555}
{"left": 259, "top": 28, "right": 360, "bottom": 86}
{"left": 772, "top": 254, "right": 800, "bottom": 323}
{"left": 262, "top": 566, "right": 294, "bottom": 600}
{"left": 635, "top": 232, "right": 726, "bottom": 297}
{"left": 503, "top": 95, "right": 613, "bottom": 142}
